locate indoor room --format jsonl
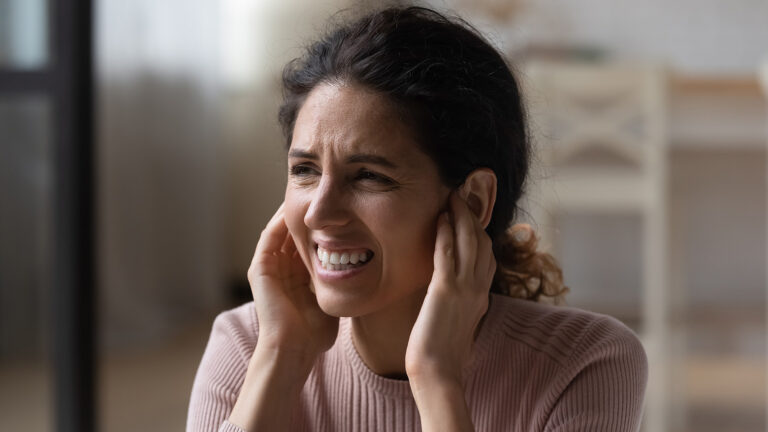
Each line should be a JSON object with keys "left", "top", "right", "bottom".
{"left": 1, "top": 0, "right": 767, "bottom": 431}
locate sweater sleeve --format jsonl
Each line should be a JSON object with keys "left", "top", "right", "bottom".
{"left": 186, "top": 304, "right": 257, "bottom": 432}
{"left": 543, "top": 316, "right": 648, "bottom": 432}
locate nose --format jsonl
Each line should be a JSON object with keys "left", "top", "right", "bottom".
{"left": 304, "top": 174, "right": 352, "bottom": 230}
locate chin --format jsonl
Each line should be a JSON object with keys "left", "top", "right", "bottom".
{"left": 314, "top": 286, "right": 361, "bottom": 318}
{"left": 314, "top": 284, "right": 379, "bottom": 318}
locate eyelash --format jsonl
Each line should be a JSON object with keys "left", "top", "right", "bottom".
{"left": 289, "top": 165, "right": 317, "bottom": 177}
{"left": 355, "top": 170, "right": 393, "bottom": 184}
{"left": 289, "top": 164, "right": 395, "bottom": 186}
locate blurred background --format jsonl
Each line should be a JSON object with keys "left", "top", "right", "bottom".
{"left": 1, "top": 0, "right": 766, "bottom": 431}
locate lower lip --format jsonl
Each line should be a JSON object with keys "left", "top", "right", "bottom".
{"left": 313, "top": 249, "right": 373, "bottom": 282}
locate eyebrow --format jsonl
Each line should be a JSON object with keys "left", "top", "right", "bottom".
{"left": 288, "top": 149, "right": 399, "bottom": 169}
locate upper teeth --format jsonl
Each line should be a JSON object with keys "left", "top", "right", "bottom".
{"left": 317, "top": 246, "right": 370, "bottom": 266}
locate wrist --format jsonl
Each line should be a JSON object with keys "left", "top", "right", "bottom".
{"left": 252, "top": 343, "right": 318, "bottom": 376}
{"left": 409, "top": 377, "right": 473, "bottom": 432}
{"left": 409, "top": 372, "right": 464, "bottom": 402}
{"left": 228, "top": 345, "right": 317, "bottom": 430}
{"left": 407, "top": 360, "right": 463, "bottom": 391}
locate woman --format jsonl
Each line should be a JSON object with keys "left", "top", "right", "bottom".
{"left": 188, "top": 6, "right": 647, "bottom": 432}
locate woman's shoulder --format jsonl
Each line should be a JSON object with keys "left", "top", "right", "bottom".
{"left": 487, "top": 293, "right": 646, "bottom": 367}
{"left": 207, "top": 301, "right": 259, "bottom": 361}
{"left": 188, "top": 302, "right": 259, "bottom": 428}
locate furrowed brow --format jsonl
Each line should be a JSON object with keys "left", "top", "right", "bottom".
{"left": 288, "top": 149, "right": 317, "bottom": 160}
{"left": 288, "top": 149, "right": 399, "bottom": 170}
{"left": 346, "top": 154, "right": 398, "bottom": 169}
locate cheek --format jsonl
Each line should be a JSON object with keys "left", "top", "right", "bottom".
{"left": 372, "top": 198, "right": 439, "bottom": 278}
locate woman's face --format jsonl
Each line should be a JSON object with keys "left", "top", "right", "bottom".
{"left": 284, "top": 83, "right": 451, "bottom": 317}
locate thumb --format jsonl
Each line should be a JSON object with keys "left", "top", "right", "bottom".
{"left": 433, "top": 212, "right": 455, "bottom": 276}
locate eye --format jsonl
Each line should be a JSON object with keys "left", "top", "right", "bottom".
{"left": 289, "top": 164, "right": 318, "bottom": 177}
{"left": 354, "top": 169, "right": 397, "bottom": 186}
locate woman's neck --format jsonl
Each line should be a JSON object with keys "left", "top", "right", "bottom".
{"left": 349, "top": 288, "right": 427, "bottom": 380}
{"left": 349, "top": 289, "right": 491, "bottom": 380}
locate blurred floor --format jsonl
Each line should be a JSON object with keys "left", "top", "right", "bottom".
{"left": 677, "top": 355, "right": 765, "bottom": 432}
{"left": 0, "top": 321, "right": 211, "bottom": 432}
{"left": 97, "top": 321, "right": 212, "bottom": 432}
{"left": 0, "top": 357, "right": 52, "bottom": 431}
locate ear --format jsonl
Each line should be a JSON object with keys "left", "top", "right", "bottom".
{"left": 459, "top": 168, "right": 497, "bottom": 229}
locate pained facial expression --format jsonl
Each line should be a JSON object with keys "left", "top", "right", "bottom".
{"left": 284, "top": 83, "right": 450, "bottom": 317}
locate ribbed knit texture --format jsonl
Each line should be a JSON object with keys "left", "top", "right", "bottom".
{"left": 186, "top": 293, "right": 647, "bottom": 432}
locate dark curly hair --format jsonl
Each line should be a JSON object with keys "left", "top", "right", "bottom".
{"left": 278, "top": 5, "right": 568, "bottom": 303}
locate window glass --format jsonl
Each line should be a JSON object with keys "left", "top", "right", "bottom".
{"left": 0, "top": 0, "right": 49, "bottom": 70}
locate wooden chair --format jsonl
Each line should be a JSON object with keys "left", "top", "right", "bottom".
{"left": 522, "top": 60, "right": 669, "bottom": 431}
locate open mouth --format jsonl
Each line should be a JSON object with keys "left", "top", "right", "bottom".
{"left": 316, "top": 245, "right": 374, "bottom": 271}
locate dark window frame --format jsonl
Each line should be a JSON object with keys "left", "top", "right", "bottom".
{"left": 0, "top": 1, "right": 96, "bottom": 431}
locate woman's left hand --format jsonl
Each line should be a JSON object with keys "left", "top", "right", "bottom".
{"left": 405, "top": 190, "right": 496, "bottom": 387}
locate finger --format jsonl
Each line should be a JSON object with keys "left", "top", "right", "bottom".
{"left": 276, "top": 229, "right": 294, "bottom": 280}
{"left": 280, "top": 228, "right": 297, "bottom": 255}
{"left": 474, "top": 230, "right": 494, "bottom": 285}
{"left": 433, "top": 212, "right": 456, "bottom": 278}
{"left": 268, "top": 201, "right": 286, "bottom": 225}
{"left": 482, "top": 242, "right": 497, "bottom": 290}
{"left": 487, "top": 252, "right": 497, "bottom": 284}
{"left": 255, "top": 202, "right": 288, "bottom": 251}
{"left": 450, "top": 191, "right": 477, "bottom": 279}
{"left": 251, "top": 203, "right": 289, "bottom": 267}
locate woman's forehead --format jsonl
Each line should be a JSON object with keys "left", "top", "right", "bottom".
{"left": 290, "top": 83, "right": 426, "bottom": 167}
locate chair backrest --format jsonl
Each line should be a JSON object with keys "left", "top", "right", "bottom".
{"left": 523, "top": 60, "right": 667, "bottom": 174}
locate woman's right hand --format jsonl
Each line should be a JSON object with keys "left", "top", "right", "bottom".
{"left": 247, "top": 202, "right": 339, "bottom": 358}
{"left": 228, "top": 203, "right": 338, "bottom": 430}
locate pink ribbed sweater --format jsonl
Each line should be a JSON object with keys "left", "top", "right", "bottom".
{"left": 187, "top": 293, "right": 647, "bottom": 431}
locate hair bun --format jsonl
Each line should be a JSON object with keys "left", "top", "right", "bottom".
{"left": 493, "top": 223, "right": 569, "bottom": 304}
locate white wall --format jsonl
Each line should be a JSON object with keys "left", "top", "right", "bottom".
{"left": 437, "top": 0, "right": 768, "bottom": 74}
{"left": 98, "top": 0, "right": 224, "bottom": 346}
